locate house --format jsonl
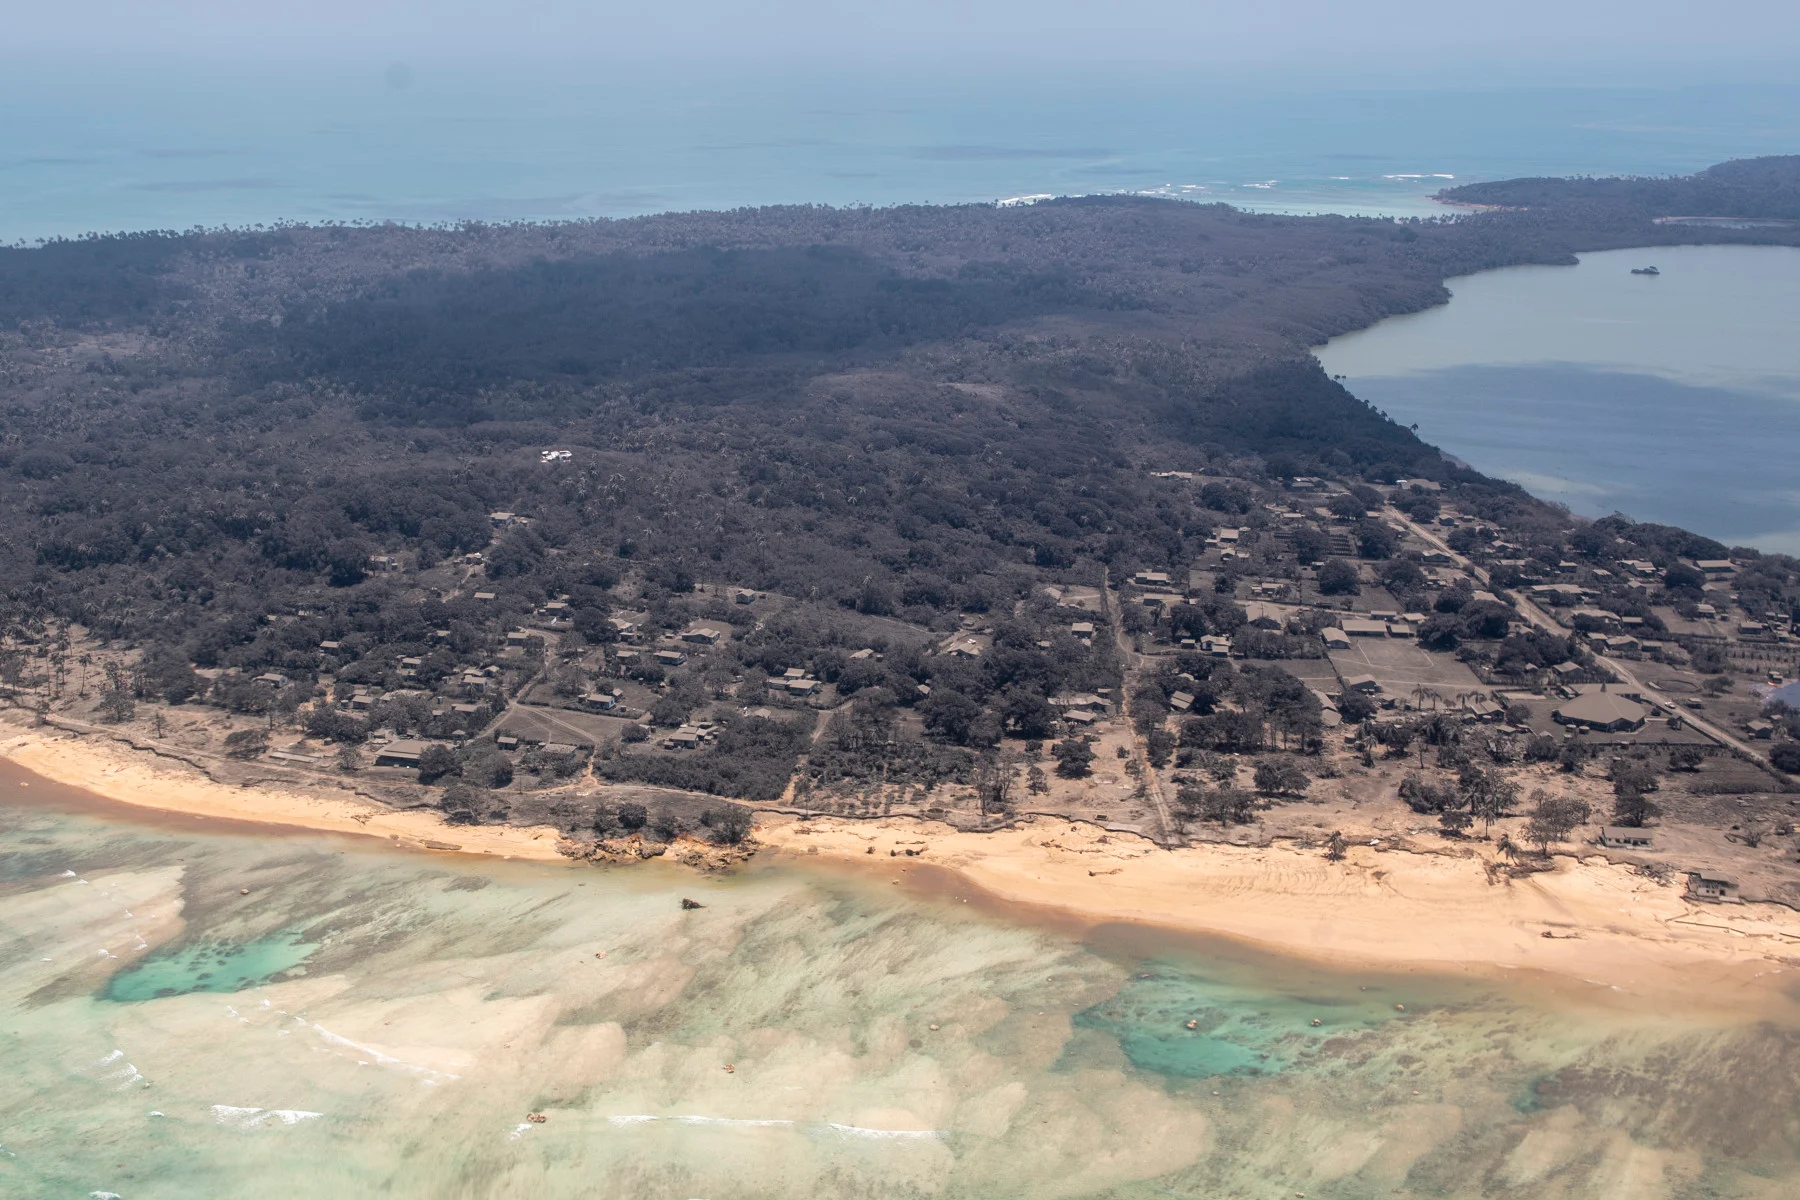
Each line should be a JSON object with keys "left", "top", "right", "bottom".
{"left": 473, "top": 591, "right": 496, "bottom": 602}
{"left": 505, "top": 631, "right": 530, "bottom": 646}
{"left": 785, "top": 678, "right": 820, "bottom": 696}
{"left": 609, "top": 618, "right": 638, "bottom": 638}
{"left": 319, "top": 640, "right": 342, "bottom": 652}
{"left": 848, "top": 648, "right": 875, "bottom": 661}
{"left": 452, "top": 703, "right": 482, "bottom": 716}
{"left": 732, "top": 588, "right": 759, "bottom": 605}
{"left": 613, "top": 648, "right": 640, "bottom": 663}
{"left": 1461, "top": 696, "right": 1503, "bottom": 722}
{"left": 666, "top": 730, "right": 702, "bottom": 750}
{"left": 1599, "top": 827, "right": 1653, "bottom": 849}
{"left": 253, "top": 673, "right": 288, "bottom": 689}
{"left": 1070, "top": 621, "right": 1096, "bottom": 641}
{"left": 1686, "top": 871, "right": 1741, "bottom": 902}
{"left": 1341, "top": 618, "right": 1389, "bottom": 638}
{"left": 349, "top": 690, "right": 379, "bottom": 711}
{"left": 1201, "top": 635, "right": 1232, "bottom": 658}
{"left": 1243, "top": 602, "right": 1284, "bottom": 631}
{"left": 367, "top": 554, "right": 402, "bottom": 572}
{"left": 1747, "top": 720, "right": 1775, "bottom": 740}
{"left": 943, "top": 638, "right": 983, "bottom": 658}
{"left": 540, "top": 600, "right": 569, "bottom": 616}
{"left": 681, "top": 627, "right": 722, "bottom": 646}
{"left": 654, "top": 649, "right": 688, "bottom": 667}
{"left": 1063, "top": 708, "right": 1097, "bottom": 726}
{"left": 782, "top": 667, "right": 807, "bottom": 680}
{"left": 1695, "top": 559, "right": 1737, "bottom": 576}
{"left": 373, "top": 739, "right": 431, "bottom": 768}
{"left": 1419, "top": 550, "right": 1455, "bottom": 566}
{"left": 489, "top": 511, "right": 517, "bottom": 527}
{"left": 1553, "top": 690, "right": 1647, "bottom": 733}
{"left": 1322, "top": 628, "right": 1353, "bottom": 650}
{"left": 579, "top": 692, "right": 619, "bottom": 711}
{"left": 1133, "top": 570, "right": 1172, "bottom": 587}
{"left": 1344, "top": 675, "right": 1382, "bottom": 695}
{"left": 1550, "top": 661, "right": 1583, "bottom": 680}
{"left": 1169, "top": 691, "right": 1195, "bottom": 713}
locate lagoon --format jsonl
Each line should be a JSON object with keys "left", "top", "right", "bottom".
{"left": 1316, "top": 244, "right": 1800, "bottom": 552}
{"left": 6, "top": 781, "right": 1800, "bottom": 1198}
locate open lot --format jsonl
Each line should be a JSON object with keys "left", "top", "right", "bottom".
{"left": 1327, "top": 639, "right": 1485, "bottom": 699}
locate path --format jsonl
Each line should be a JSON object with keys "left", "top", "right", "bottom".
{"left": 1391, "top": 511, "right": 1768, "bottom": 765}
{"left": 1104, "top": 568, "right": 1179, "bottom": 846}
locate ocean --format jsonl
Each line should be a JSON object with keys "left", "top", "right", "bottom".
{"left": 1315, "top": 244, "right": 1800, "bottom": 553}
{"left": 5, "top": 774, "right": 1800, "bottom": 1198}
{"left": 4, "top": 68, "right": 1800, "bottom": 239}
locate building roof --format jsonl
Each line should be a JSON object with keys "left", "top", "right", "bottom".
{"left": 1554, "top": 691, "right": 1647, "bottom": 728}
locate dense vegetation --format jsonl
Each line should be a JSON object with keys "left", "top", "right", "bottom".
{"left": 1439, "top": 155, "right": 1800, "bottom": 221}
{"left": 4, "top": 157, "right": 1798, "bottom": 815}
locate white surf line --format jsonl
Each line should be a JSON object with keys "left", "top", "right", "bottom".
{"left": 93, "top": 1049, "right": 145, "bottom": 1090}
{"left": 294, "top": 1015, "right": 461, "bottom": 1085}
{"left": 600, "top": 1115, "right": 943, "bottom": 1140}
{"left": 211, "top": 1105, "right": 324, "bottom": 1129}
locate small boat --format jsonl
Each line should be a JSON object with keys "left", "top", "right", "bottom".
{"left": 1630, "top": 266, "right": 1660, "bottom": 276}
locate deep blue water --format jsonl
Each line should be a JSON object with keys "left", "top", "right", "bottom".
{"left": 5, "top": 68, "right": 1800, "bottom": 239}
{"left": 1342, "top": 364, "right": 1800, "bottom": 550}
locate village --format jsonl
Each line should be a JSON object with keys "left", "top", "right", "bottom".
{"left": 8, "top": 471, "right": 1800, "bottom": 909}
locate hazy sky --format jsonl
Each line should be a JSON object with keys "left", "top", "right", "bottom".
{"left": 11, "top": 0, "right": 1800, "bottom": 79}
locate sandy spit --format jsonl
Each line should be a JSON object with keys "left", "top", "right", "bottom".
{"left": 760, "top": 813, "right": 1800, "bottom": 1012}
{"left": 0, "top": 727, "right": 569, "bottom": 862}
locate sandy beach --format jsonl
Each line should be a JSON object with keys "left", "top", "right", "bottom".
{"left": 0, "top": 726, "right": 570, "bottom": 862}
{"left": 8, "top": 724, "right": 1800, "bottom": 1008}
{"left": 759, "top": 814, "right": 1800, "bottom": 1012}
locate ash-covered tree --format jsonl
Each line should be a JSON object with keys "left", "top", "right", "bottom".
{"left": 1317, "top": 558, "right": 1359, "bottom": 596}
{"left": 1524, "top": 791, "right": 1591, "bottom": 853}
{"left": 1052, "top": 737, "right": 1095, "bottom": 778}
{"left": 416, "top": 743, "right": 460, "bottom": 784}
{"left": 99, "top": 661, "right": 135, "bottom": 724}
{"left": 703, "top": 804, "right": 754, "bottom": 844}
{"left": 1253, "top": 759, "right": 1309, "bottom": 796}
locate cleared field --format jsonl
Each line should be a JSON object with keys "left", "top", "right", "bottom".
{"left": 1327, "top": 639, "right": 1485, "bottom": 699}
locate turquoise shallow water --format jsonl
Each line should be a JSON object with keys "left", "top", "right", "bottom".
{"left": 102, "top": 930, "right": 317, "bottom": 1002}
{"left": 5, "top": 783, "right": 1800, "bottom": 1198}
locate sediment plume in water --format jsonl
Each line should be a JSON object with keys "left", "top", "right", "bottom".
{"left": 3, "top": 799, "right": 1798, "bottom": 1199}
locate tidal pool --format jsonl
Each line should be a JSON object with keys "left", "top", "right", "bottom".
{"left": 3, "top": 791, "right": 1799, "bottom": 1199}
{"left": 1315, "top": 244, "right": 1800, "bottom": 552}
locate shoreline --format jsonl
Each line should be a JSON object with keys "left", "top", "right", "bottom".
{"left": 8, "top": 725, "right": 1800, "bottom": 1011}
{"left": 0, "top": 726, "right": 570, "bottom": 862}
{"left": 756, "top": 813, "right": 1800, "bottom": 1015}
